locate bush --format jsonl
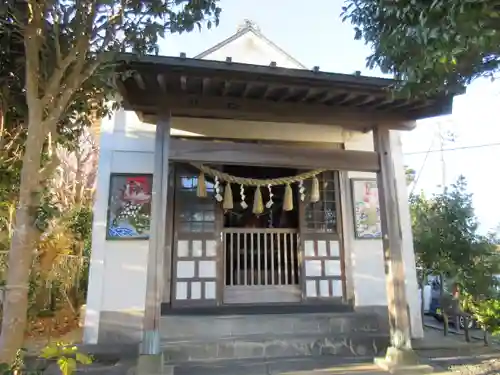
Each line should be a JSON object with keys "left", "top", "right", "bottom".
{"left": 471, "top": 298, "right": 500, "bottom": 336}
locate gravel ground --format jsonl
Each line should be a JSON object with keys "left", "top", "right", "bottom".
{"left": 448, "top": 359, "right": 500, "bottom": 375}
{"left": 418, "top": 348, "right": 500, "bottom": 374}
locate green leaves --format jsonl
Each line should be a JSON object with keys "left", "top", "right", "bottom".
{"left": 40, "top": 342, "right": 93, "bottom": 375}
{"left": 471, "top": 298, "right": 500, "bottom": 335}
{"left": 342, "top": 0, "right": 499, "bottom": 95}
{"left": 58, "top": 357, "right": 77, "bottom": 375}
{"left": 410, "top": 175, "right": 500, "bottom": 335}
{"left": 410, "top": 176, "right": 499, "bottom": 287}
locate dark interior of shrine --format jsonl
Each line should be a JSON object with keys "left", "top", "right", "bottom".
{"left": 222, "top": 165, "right": 300, "bottom": 229}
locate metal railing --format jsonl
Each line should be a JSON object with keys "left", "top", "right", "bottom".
{"left": 224, "top": 228, "right": 299, "bottom": 287}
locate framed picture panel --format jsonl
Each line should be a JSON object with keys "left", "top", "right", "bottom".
{"left": 106, "top": 173, "right": 153, "bottom": 240}
{"left": 350, "top": 178, "right": 382, "bottom": 239}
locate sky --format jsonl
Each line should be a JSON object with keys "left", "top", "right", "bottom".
{"left": 159, "top": 0, "right": 500, "bottom": 234}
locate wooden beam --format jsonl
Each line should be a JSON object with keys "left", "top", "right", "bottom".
{"left": 318, "top": 91, "right": 346, "bottom": 104}
{"left": 169, "top": 138, "right": 380, "bottom": 172}
{"left": 129, "top": 93, "right": 413, "bottom": 130}
{"left": 222, "top": 80, "right": 231, "bottom": 96}
{"left": 202, "top": 77, "right": 211, "bottom": 94}
{"left": 157, "top": 74, "right": 167, "bottom": 93}
{"left": 355, "top": 96, "right": 384, "bottom": 107}
{"left": 242, "top": 82, "right": 257, "bottom": 97}
{"left": 301, "top": 88, "right": 326, "bottom": 102}
{"left": 336, "top": 93, "right": 358, "bottom": 105}
{"left": 279, "top": 87, "right": 302, "bottom": 101}
{"left": 263, "top": 85, "right": 282, "bottom": 100}
{"left": 180, "top": 75, "right": 187, "bottom": 91}
{"left": 141, "top": 72, "right": 394, "bottom": 102}
{"left": 133, "top": 73, "right": 146, "bottom": 90}
{"left": 141, "top": 114, "right": 171, "bottom": 355}
{"left": 373, "top": 126, "right": 412, "bottom": 351}
{"left": 364, "top": 97, "right": 396, "bottom": 110}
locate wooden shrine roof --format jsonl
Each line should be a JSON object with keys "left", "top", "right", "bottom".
{"left": 115, "top": 53, "right": 460, "bottom": 131}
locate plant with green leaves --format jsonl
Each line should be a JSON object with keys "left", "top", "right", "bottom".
{"left": 342, "top": 0, "right": 500, "bottom": 96}
{"left": 409, "top": 176, "right": 500, "bottom": 333}
{"left": 470, "top": 298, "right": 500, "bottom": 345}
{"left": 39, "top": 342, "right": 93, "bottom": 375}
{"left": 0, "top": 0, "right": 222, "bottom": 365}
{"left": 404, "top": 166, "right": 416, "bottom": 186}
{"left": 0, "top": 343, "right": 92, "bottom": 375}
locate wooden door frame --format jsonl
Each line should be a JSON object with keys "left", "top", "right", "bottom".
{"left": 168, "top": 163, "right": 221, "bottom": 308}
{"left": 161, "top": 162, "right": 176, "bottom": 305}
{"left": 163, "top": 164, "right": 350, "bottom": 312}
{"left": 298, "top": 170, "right": 348, "bottom": 304}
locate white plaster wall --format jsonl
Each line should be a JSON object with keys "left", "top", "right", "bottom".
{"left": 85, "top": 27, "right": 422, "bottom": 342}
{"left": 84, "top": 109, "right": 352, "bottom": 344}
{"left": 83, "top": 111, "right": 154, "bottom": 344}
{"left": 344, "top": 131, "right": 423, "bottom": 339}
{"left": 83, "top": 112, "right": 116, "bottom": 344}
{"left": 84, "top": 109, "right": 423, "bottom": 342}
{"left": 201, "top": 30, "right": 305, "bottom": 69}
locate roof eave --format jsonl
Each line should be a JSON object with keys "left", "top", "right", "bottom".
{"left": 114, "top": 54, "right": 457, "bottom": 128}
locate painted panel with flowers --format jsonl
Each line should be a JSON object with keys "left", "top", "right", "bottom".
{"left": 106, "top": 174, "right": 153, "bottom": 239}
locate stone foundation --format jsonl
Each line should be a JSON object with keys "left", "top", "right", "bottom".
{"left": 161, "top": 311, "right": 389, "bottom": 363}
{"left": 96, "top": 309, "right": 390, "bottom": 363}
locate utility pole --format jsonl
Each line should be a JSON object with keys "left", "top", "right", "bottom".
{"left": 436, "top": 117, "right": 456, "bottom": 335}
{"left": 438, "top": 122, "right": 446, "bottom": 193}
{"left": 437, "top": 118, "right": 456, "bottom": 193}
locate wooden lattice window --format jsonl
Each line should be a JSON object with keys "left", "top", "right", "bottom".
{"left": 177, "top": 174, "right": 215, "bottom": 233}
{"left": 304, "top": 171, "right": 337, "bottom": 233}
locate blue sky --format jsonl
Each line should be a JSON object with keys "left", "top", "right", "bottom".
{"left": 160, "top": 0, "right": 500, "bottom": 234}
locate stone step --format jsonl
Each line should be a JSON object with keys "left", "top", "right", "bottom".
{"left": 172, "top": 356, "right": 386, "bottom": 375}
{"left": 162, "top": 332, "right": 388, "bottom": 363}
{"left": 161, "top": 312, "right": 388, "bottom": 342}
{"left": 160, "top": 312, "right": 389, "bottom": 363}
{"left": 162, "top": 334, "right": 388, "bottom": 363}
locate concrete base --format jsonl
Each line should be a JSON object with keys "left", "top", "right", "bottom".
{"left": 136, "top": 353, "right": 171, "bottom": 375}
{"left": 374, "top": 347, "right": 433, "bottom": 374}
{"left": 160, "top": 312, "right": 390, "bottom": 363}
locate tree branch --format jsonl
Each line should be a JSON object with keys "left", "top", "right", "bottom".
{"left": 42, "top": 57, "right": 102, "bottom": 129}
{"left": 38, "top": 131, "right": 61, "bottom": 182}
{"left": 24, "top": 1, "right": 43, "bottom": 114}
{"left": 41, "top": 0, "right": 97, "bottom": 108}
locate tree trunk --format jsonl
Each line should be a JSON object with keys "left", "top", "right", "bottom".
{"left": 463, "top": 316, "right": 470, "bottom": 342}
{"left": 419, "top": 273, "right": 426, "bottom": 325}
{"left": 0, "top": 1, "right": 53, "bottom": 364}
{"left": 0, "top": 121, "right": 45, "bottom": 364}
{"left": 439, "top": 273, "right": 449, "bottom": 336}
{"left": 483, "top": 328, "right": 490, "bottom": 346}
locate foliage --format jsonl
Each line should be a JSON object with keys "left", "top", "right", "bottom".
{"left": 0, "top": 349, "right": 29, "bottom": 375}
{"left": 1, "top": 130, "right": 98, "bottom": 314}
{"left": 410, "top": 176, "right": 500, "bottom": 333}
{"left": 341, "top": 0, "right": 500, "bottom": 95}
{"left": 0, "top": 0, "right": 222, "bottom": 364}
{"left": 404, "top": 166, "right": 416, "bottom": 186}
{"left": 410, "top": 176, "right": 481, "bottom": 280}
{"left": 0, "top": 342, "right": 92, "bottom": 375}
{"left": 470, "top": 299, "right": 500, "bottom": 336}
{"left": 40, "top": 342, "right": 92, "bottom": 375}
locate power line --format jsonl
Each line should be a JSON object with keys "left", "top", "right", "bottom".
{"left": 410, "top": 137, "right": 435, "bottom": 196}
{"left": 404, "top": 142, "right": 500, "bottom": 155}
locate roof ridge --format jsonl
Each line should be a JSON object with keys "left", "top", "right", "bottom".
{"left": 194, "top": 22, "right": 307, "bottom": 69}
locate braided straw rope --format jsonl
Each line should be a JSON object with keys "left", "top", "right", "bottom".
{"left": 192, "top": 164, "right": 326, "bottom": 186}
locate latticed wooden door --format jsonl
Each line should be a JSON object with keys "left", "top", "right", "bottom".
{"left": 298, "top": 171, "right": 345, "bottom": 301}
{"left": 170, "top": 164, "right": 223, "bottom": 307}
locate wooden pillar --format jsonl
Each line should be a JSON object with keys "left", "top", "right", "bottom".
{"left": 373, "top": 126, "right": 412, "bottom": 351}
{"left": 141, "top": 115, "right": 171, "bottom": 355}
